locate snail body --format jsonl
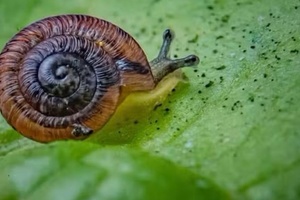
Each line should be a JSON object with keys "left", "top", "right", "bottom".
{"left": 0, "top": 15, "right": 199, "bottom": 142}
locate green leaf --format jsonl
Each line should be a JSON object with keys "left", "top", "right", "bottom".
{"left": 0, "top": 0, "right": 299, "bottom": 199}
{"left": 0, "top": 142, "right": 228, "bottom": 200}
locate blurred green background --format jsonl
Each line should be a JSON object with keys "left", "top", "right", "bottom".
{"left": 0, "top": 0, "right": 299, "bottom": 199}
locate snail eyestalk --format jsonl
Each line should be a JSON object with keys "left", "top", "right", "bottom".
{"left": 150, "top": 29, "right": 200, "bottom": 84}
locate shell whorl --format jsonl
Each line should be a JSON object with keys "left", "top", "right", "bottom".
{"left": 0, "top": 15, "right": 155, "bottom": 142}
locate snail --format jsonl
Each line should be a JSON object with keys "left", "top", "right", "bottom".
{"left": 0, "top": 15, "right": 199, "bottom": 142}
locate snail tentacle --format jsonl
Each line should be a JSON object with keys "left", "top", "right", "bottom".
{"left": 150, "top": 29, "right": 200, "bottom": 83}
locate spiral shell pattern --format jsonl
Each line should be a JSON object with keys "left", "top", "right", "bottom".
{"left": 0, "top": 15, "right": 155, "bottom": 142}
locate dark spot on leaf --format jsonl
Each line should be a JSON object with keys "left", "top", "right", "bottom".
{"left": 215, "top": 65, "right": 226, "bottom": 70}
{"left": 216, "top": 35, "right": 224, "bottom": 40}
{"left": 290, "top": 49, "right": 299, "bottom": 54}
{"left": 263, "top": 73, "right": 268, "bottom": 78}
{"left": 188, "top": 34, "right": 199, "bottom": 43}
{"left": 248, "top": 96, "right": 255, "bottom": 102}
{"left": 219, "top": 76, "right": 224, "bottom": 83}
{"left": 140, "top": 27, "right": 146, "bottom": 34}
{"left": 205, "top": 81, "right": 214, "bottom": 88}
{"left": 231, "top": 100, "right": 242, "bottom": 111}
{"left": 221, "top": 15, "right": 230, "bottom": 23}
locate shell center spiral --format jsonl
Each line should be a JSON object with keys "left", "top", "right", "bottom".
{"left": 34, "top": 52, "right": 97, "bottom": 117}
{"left": 38, "top": 53, "right": 83, "bottom": 97}
{"left": 55, "top": 65, "right": 69, "bottom": 79}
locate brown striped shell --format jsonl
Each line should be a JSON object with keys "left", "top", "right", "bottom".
{"left": 0, "top": 15, "right": 155, "bottom": 142}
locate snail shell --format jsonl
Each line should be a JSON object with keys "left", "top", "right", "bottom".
{"left": 0, "top": 15, "right": 199, "bottom": 142}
